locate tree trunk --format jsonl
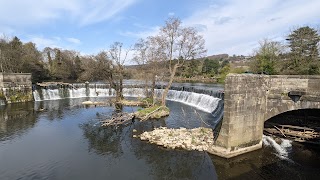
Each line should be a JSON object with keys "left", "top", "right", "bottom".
{"left": 118, "top": 76, "right": 124, "bottom": 100}
{"left": 161, "top": 64, "right": 179, "bottom": 106}
{"left": 151, "top": 73, "right": 156, "bottom": 105}
{"left": 144, "top": 78, "right": 149, "bottom": 98}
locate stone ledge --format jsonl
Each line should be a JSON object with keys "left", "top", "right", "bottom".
{"left": 207, "top": 141, "right": 262, "bottom": 158}
{"left": 227, "top": 73, "right": 320, "bottom": 79}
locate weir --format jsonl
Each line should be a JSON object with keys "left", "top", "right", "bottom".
{"left": 33, "top": 83, "right": 224, "bottom": 114}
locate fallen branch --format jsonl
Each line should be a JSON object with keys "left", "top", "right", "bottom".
{"left": 140, "top": 106, "right": 163, "bottom": 121}
{"left": 274, "top": 125, "right": 286, "bottom": 138}
{"left": 101, "top": 113, "right": 135, "bottom": 126}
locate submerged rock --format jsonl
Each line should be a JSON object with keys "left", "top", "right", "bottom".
{"left": 136, "top": 127, "right": 215, "bottom": 153}
{"left": 82, "top": 101, "right": 105, "bottom": 105}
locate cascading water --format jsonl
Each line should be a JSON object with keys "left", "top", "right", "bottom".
{"left": 33, "top": 84, "right": 223, "bottom": 114}
{"left": 262, "top": 135, "right": 293, "bottom": 160}
{"left": 154, "top": 89, "right": 221, "bottom": 113}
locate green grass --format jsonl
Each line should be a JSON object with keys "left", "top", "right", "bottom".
{"left": 136, "top": 105, "right": 170, "bottom": 119}
{"left": 138, "top": 105, "right": 167, "bottom": 114}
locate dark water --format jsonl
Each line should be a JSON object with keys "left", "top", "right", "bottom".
{"left": 0, "top": 98, "right": 319, "bottom": 180}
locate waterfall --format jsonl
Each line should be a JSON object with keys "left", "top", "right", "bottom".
{"left": 33, "top": 85, "right": 222, "bottom": 114}
{"left": 155, "top": 89, "right": 221, "bottom": 113}
{"left": 262, "top": 135, "right": 292, "bottom": 160}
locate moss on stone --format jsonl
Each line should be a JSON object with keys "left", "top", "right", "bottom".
{"left": 119, "top": 99, "right": 148, "bottom": 106}
{"left": 7, "top": 89, "right": 33, "bottom": 103}
{"left": 0, "top": 91, "right": 5, "bottom": 100}
{"left": 135, "top": 105, "right": 170, "bottom": 120}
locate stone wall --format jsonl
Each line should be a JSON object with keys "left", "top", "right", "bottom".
{"left": 210, "top": 74, "right": 320, "bottom": 158}
{"left": 0, "top": 73, "right": 33, "bottom": 104}
{"left": 0, "top": 73, "right": 32, "bottom": 88}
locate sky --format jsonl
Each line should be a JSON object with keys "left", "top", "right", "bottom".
{"left": 0, "top": 0, "right": 319, "bottom": 59}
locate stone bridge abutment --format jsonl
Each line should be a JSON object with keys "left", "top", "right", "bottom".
{"left": 209, "top": 74, "right": 320, "bottom": 158}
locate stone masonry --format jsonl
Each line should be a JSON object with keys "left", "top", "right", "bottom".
{"left": 210, "top": 74, "right": 320, "bottom": 158}
{"left": 0, "top": 73, "right": 33, "bottom": 104}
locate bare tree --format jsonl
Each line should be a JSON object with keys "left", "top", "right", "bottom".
{"left": 79, "top": 43, "right": 129, "bottom": 102}
{"left": 134, "top": 37, "right": 166, "bottom": 103}
{"left": 157, "top": 17, "right": 207, "bottom": 106}
{"left": 108, "top": 42, "right": 130, "bottom": 101}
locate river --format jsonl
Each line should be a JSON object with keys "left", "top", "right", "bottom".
{"left": 0, "top": 82, "right": 319, "bottom": 179}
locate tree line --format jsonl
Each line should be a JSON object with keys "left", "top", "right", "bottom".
{"left": 250, "top": 26, "right": 320, "bottom": 75}
{"left": 1, "top": 20, "right": 318, "bottom": 104}
{"left": 0, "top": 17, "right": 207, "bottom": 105}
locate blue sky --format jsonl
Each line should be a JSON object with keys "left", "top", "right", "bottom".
{"left": 0, "top": 0, "right": 319, "bottom": 59}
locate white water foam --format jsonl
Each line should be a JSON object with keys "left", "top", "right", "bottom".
{"left": 155, "top": 89, "right": 221, "bottom": 113}
{"left": 41, "top": 89, "right": 61, "bottom": 100}
{"left": 263, "top": 135, "right": 292, "bottom": 160}
{"left": 33, "top": 88, "right": 221, "bottom": 113}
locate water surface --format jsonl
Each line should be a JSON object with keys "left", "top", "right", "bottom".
{"left": 0, "top": 98, "right": 319, "bottom": 180}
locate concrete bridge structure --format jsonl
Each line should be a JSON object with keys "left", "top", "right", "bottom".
{"left": 209, "top": 74, "right": 320, "bottom": 158}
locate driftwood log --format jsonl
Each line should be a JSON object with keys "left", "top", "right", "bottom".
{"left": 101, "top": 106, "right": 169, "bottom": 127}
{"left": 101, "top": 112, "right": 135, "bottom": 127}
{"left": 264, "top": 123, "right": 320, "bottom": 144}
{"left": 140, "top": 106, "right": 162, "bottom": 121}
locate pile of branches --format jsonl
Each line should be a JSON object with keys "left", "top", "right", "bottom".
{"left": 101, "top": 112, "right": 135, "bottom": 127}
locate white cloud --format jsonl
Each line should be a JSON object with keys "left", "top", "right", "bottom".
{"left": 79, "top": 0, "right": 138, "bottom": 26}
{"left": 168, "top": 12, "right": 175, "bottom": 16}
{"left": 183, "top": 0, "right": 320, "bottom": 55}
{"left": 0, "top": 0, "right": 79, "bottom": 26}
{"left": 119, "top": 26, "right": 160, "bottom": 39}
{"left": 23, "top": 36, "right": 83, "bottom": 51}
{"left": 0, "top": 0, "right": 139, "bottom": 29}
{"left": 66, "top": 37, "right": 81, "bottom": 45}
{"left": 26, "top": 36, "right": 61, "bottom": 49}
{"left": 117, "top": 0, "right": 319, "bottom": 56}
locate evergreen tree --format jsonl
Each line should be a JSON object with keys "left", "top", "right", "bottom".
{"left": 287, "top": 26, "right": 320, "bottom": 74}
{"left": 202, "top": 58, "right": 220, "bottom": 75}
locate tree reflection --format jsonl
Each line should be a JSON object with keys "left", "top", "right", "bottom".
{"left": 0, "top": 102, "right": 38, "bottom": 141}
{"left": 80, "top": 115, "right": 217, "bottom": 179}
{"left": 80, "top": 122, "right": 126, "bottom": 158}
{"left": 130, "top": 121, "right": 217, "bottom": 180}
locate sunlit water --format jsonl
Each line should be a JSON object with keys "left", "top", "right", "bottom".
{"left": 0, "top": 97, "right": 319, "bottom": 179}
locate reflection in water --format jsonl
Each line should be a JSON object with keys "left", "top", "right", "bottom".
{"left": 131, "top": 121, "right": 218, "bottom": 180}
{"left": 80, "top": 118, "right": 218, "bottom": 180}
{"left": 80, "top": 123, "right": 124, "bottom": 157}
{"left": 0, "top": 102, "right": 38, "bottom": 142}
{"left": 0, "top": 98, "right": 319, "bottom": 180}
